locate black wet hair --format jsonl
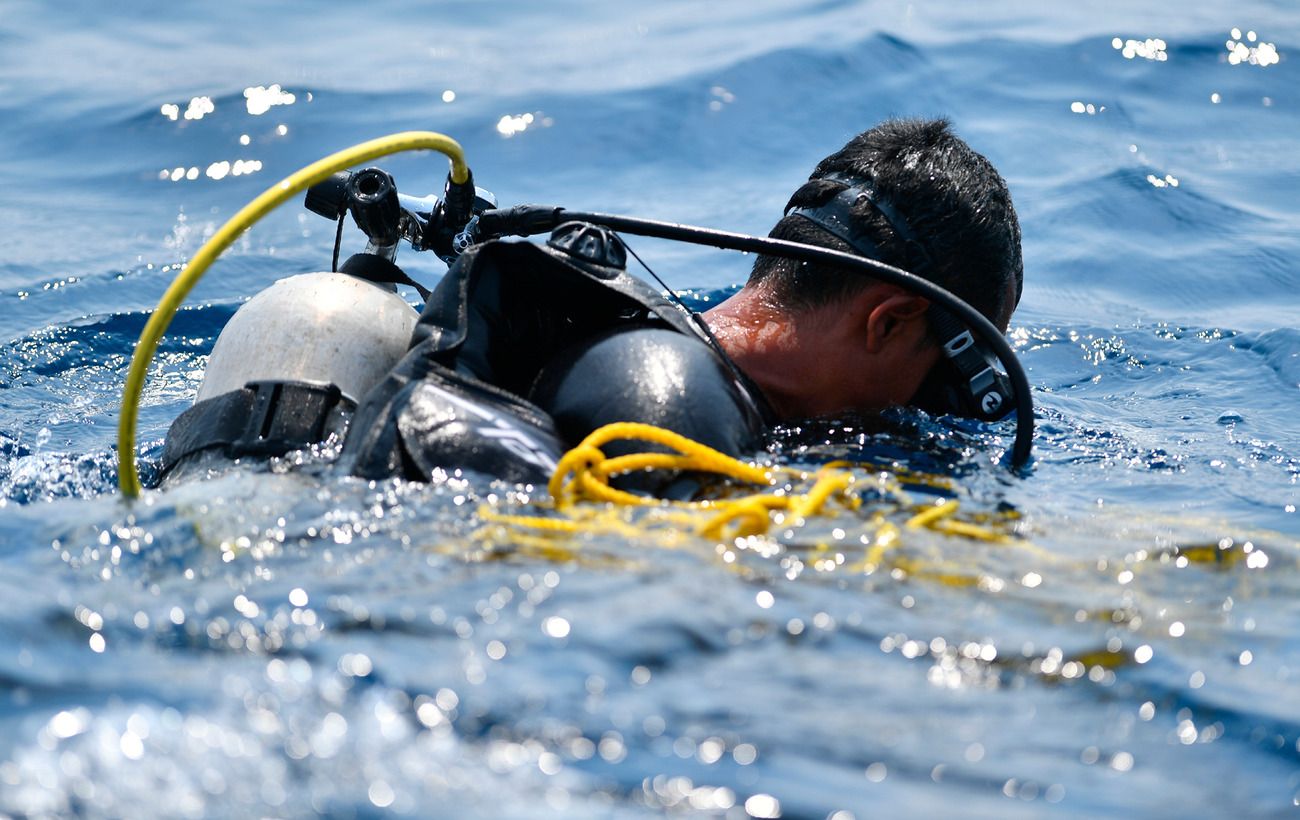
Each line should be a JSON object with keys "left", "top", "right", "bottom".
{"left": 749, "top": 118, "right": 1023, "bottom": 329}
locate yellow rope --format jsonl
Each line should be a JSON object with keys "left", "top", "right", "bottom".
{"left": 117, "top": 131, "right": 470, "bottom": 498}
{"left": 932, "top": 519, "right": 1013, "bottom": 543}
{"left": 788, "top": 470, "right": 858, "bottom": 520}
{"left": 477, "top": 422, "right": 1023, "bottom": 575}
{"left": 859, "top": 521, "right": 902, "bottom": 570}
{"left": 905, "top": 499, "right": 960, "bottom": 529}
{"left": 547, "top": 423, "right": 775, "bottom": 510}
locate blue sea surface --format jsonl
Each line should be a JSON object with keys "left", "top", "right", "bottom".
{"left": 1, "top": 1, "right": 1298, "bottom": 816}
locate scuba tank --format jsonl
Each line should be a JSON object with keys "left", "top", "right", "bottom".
{"left": 158, "top": 167, "right": 493, "bottom": 481}
{"left": 195, "top": 271, "right": 417, "bottom": 404}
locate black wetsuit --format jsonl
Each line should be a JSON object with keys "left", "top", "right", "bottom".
{"left": 339, "top": 228, "right": 774, "bottom": 485}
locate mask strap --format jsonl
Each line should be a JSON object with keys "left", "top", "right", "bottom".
{"left": 788, "top": 173, "right": 936, "bottom": 273}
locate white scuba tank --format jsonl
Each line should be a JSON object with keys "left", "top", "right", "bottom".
{"left": 196, "top": 271, "right": 418, "bottom": 404}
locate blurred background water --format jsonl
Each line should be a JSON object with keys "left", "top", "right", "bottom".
{"left": 1, "top": 1, "right": 1298, "bottom": 816}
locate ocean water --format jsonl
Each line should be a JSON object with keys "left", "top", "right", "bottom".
{"left": 1, "top": 1, "right": 1298, "bottom": 817}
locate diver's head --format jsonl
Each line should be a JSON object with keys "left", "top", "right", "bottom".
{"left": 705, "top": 118, "right": 1023, "bottom": 420}
{"left": 752, "top": 117, "right": 1023, "bottom": 331}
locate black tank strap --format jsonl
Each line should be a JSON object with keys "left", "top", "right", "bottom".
{"left": 161, "top": 381, "right": 354, "bottom": 476}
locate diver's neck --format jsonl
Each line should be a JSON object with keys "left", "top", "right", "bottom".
{"left": 701, "top": 287, "right": 823, "bottom": 420}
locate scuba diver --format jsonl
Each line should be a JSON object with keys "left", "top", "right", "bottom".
{"left": 158, "top": 118, "right": 1024, "bottom": 488}
{"left": 337, "top": 118, "right": 1023, "bottom": 485}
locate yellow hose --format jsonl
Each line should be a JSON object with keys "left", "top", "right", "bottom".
{"left": 116, "top": 131, "right": 470, "bottom": 498}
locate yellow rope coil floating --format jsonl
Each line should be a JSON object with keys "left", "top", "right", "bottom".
{"left": 905, "top": 499, "right": 961, "bottom": 529}
{"left": 117, "top": 131, "right": 470, "bottom": 498}
{"left": 546, "top": 422, "right": 773, "bottom": 507}
{"left": 475, "top": 421, "right": 1032, "bottom": 579}
{"left": 517, "top": 421, "right": 866, "bottom": 542}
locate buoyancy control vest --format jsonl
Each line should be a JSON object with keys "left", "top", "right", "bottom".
{"left": 338, "top": 223, "right": 775, "bottom": 485}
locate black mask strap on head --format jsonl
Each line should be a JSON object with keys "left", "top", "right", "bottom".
{"left": 785, "top": 173, "right": 1016, "bottom": 422}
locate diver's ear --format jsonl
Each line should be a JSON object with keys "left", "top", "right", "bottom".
{"left": 863, "top": 288, "right": 930, "bottom": 353}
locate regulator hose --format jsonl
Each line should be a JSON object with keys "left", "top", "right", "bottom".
{"left": 116, "top": 131, "right": 470, "bottom": 498}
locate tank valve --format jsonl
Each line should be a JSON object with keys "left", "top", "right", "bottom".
{"left": 347, "top": 168, "right": 403, "bottom": 253}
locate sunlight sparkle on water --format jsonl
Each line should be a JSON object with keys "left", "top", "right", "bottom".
{"left": 159, "top": 96, "right": 215, "bottom": 121}
{"left": 184, "top": 97, "right": 214, "bottom": 120}
{"left": 745, "top": 793, "right": 781, "bottom": 818}
{"left": 48, "top": 710, "right": 89, "bottom": 740}
{"left": 496, "top": 112, "right": 554, "bottom": 137}
{"left": 1226, "top": 29, "right": 1280, "bottom": 67}
{"left": 497, "top": 113, "right": 534, "bottom": 137}
{"left": 161, "top": 159, "right": 262, "bottom": 183}
{"left": 368, "top": 780, "right": 395, "bottom": 808}
{"left": 1113, "top": 37, "right": 1167, "bottom": 61}
{"left": 542, "top": 616, "right": 570, "bottom": 638}
{"left": 709, "top": 86, "right": 736, "bottom": 112}
{"left": 245, "top": 84, "right": 297, "bottom": 115}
